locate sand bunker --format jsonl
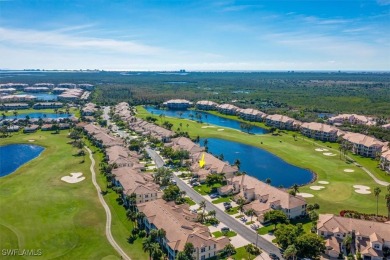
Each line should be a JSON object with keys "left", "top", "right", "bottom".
{"left": 353, "top": 185, "right": 371, "bottom": 194}
{"left": 315, "top": 148, "right": 328, "bottom": 152}
{"left": 318, "top": 181, "right": 329, "bottom": 184}
{"left": 323, "top": 152, "right": 336, "bottom": 156}
{"left": 217, "top": 129, "right": 225, "bottom": 131}
{"left": 61, "top": 172, "right": 85, "bottom": 184}
{"left": 297, "top": 193, "right": 314, "bottom": 198}
{"left": 201, "top": 126, "right": 215, "bottom": 129}
{"left": 310, "top": 186, "right": 325, "bottom": 190}
{"left": 344, "top": 169, "right": 355, "bottom": 172}
{"left": 28, "top": 139, "right": 35, "bottom": 142}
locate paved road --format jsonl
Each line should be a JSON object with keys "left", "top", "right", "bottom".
{"left": 146, "top": 147, "right": 283, "bottom": 259}
{"left": 172, "top": 174, "right": 283, "bottom": 259}
{"left": 145, "top": 148, "right": 165, "bottom": 168}
{"left": 85, "top": 146, "right": 131, "bottom": 260}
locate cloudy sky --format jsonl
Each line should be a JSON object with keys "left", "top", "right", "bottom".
{"left": 0, "top": 0, "right": 389, "bottom": 71}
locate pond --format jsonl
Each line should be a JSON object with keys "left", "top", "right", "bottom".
{"left": 4, "top": 113, "right": 73, "bottom": 120}
{"left": 145, "top": 106, "right": 267, "bottom": 134}
{"left": 19, "top": 92, "right": 58, "bottom": 101}
{"left": 0, "top": 144, "right": 45, "bottom": 177}
{"left": 200, "top": 138, "right": 314, "bottom": 188}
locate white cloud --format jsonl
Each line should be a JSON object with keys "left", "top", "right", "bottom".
{"left": 0, "top": 27, "right": 162, "bottom": 55}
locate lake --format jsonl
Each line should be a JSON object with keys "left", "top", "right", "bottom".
{"left": 0, "top": 144, "right": 45, "bottom": 177}
{"left": 145, "top": 106, "right": 267, "bottom": 134}
{"left": 200, "top": 138, "right": 314, "bottom": 188}
{"left": 4, "top": 113, "right": 73, "bottom": 119}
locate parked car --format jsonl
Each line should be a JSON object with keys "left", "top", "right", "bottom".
{"left": 223, "top": 202, "right": 231, "bottom": 206}
{"left": 269, "top": 253, "right": 280, "bottom": 260}
{"left": 221, "top": 227, "right": 230, "bottom": 232}
{"left": 171, "top": 180, "right": 177, "bottom": 185}
{"left": 192, "top": 182, "right": 199, "bottom": 187}
{"left": 210, "top": 193, "right": 219, "bottom": 199}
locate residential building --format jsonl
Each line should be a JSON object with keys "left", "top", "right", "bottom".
{"left": 0, "top": 103, "right": 29, "bottom": 110}
{"left": 218, "top": 175, "right": 307, "bottom": 221}
{"left": 0, "top": 88, "right": 16, "bottom": 94}
{"left": 341, "top": 132, "right": 386, "bottom": 158}
{"left": 317, "top": 214, "right": 390, "bottom": 260}
{"left": 57, "top": 83, "right": 77, "bottom": 89}
{"left": 52, "top": 87, "right": 69, "bottom": 94}
{"left": 237, "top": 108, "right": 267, "bottom": 122}
{"left": 381, "top": 123, "right": 390, "bottom": 130}
{"left": 33, "top": 102, "right": 63, "bottom": 109}
{"left": 128, "top": 118, "right": 174, "bottom": 142}
{"left": 33, "top": 83, "right": 55, "bottom": 89}
{"left": 0, "top": 95, "right": 36, "bottom": 102}
{"left": 112, "top": 167, "right": 161, "bottom": 205}
{"left": 0, "top": 83, "right": 28, "bottom": 90}
{"left": 328, "top": 114, "right": 376, "bottom": 126}
{"left": 137, "top": 199, "right": 229, "bottom": 260}
{"left": 23, "top": 124, "right": 39, "bottom": 133}
{"left": 380, "top": 150, "right": 390, "bottom": 174}
{"left": 105, "top": 145, "right": 140, "bottom": 168}
{"left": 300, "top": 122, "right": 339, "bottom": 142}
{"left": 78, "top": 84, "right": 94, "bottom": 90}
{"left": 265, "top": 114, "right": 301, "bottom": 130}
{"left": 216, "top": 104, "right": 239, "bottom": 115}
{"left": 82, "top": 103, "right": 98, "bottom": 116}
{"left": 196, "top": 100, "right": 218, "bottom": 111}
{"left": 163, "top": 99, "right": 193, "bottom": 110}
{"left": 168, "top": 137, "right": 204, "bottom": 155}
{"left": 24, "top": 87, "right": 50, "bottom": 92}
{"left": 58, "top": 89, "right": 84, "bottom": 101}
{"left": 41, "top": 124, "right": 53, "bottom": 131}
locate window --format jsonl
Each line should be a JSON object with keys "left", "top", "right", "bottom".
{"left": 201, "top": 247, "right": 205, "bottom": 253}
{"left": 374, "top": 244, "right": 379, "bottom": 249}
{"left": 214, "top": 244, "right": 216, "bottom": 249}
{"left": 201, "top": 256, "right": 205, "bottom": 260}
{"left": 145, "top": 195, "right": 148, "bottom": 198}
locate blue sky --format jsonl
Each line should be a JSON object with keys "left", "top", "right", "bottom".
{"left": 0, "top": 0, "right": 389, "bottom": 71}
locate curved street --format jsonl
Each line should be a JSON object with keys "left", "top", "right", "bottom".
{"left": 145, "top": 148, "right": 283, "bottom": 259}
{"left": 85, "top": 146, "right": 131, "bottom": 260}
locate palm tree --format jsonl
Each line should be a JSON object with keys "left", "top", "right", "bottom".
{"left": 156, "top": 228, "right": 166, "bottom": 242}
{"left": 343, "top": 234, "right": 353, "bottom": 254}
{"left": 386, "top": 193, "right": 390, "bottom": 221}
{"left": 142, "top": 237, "right": 154, "bottom": 260}
{"left": 199, "top": 200, "right": 206, "bottom": 222}
{"left": 234, "top": 159, "right": 241, "bottom": 169}
{"left": 237, "top": 196, "right": 246, "bottom": 213}
{"left": 374, "top": 187, "right": 381, "bottom": 216}
{"left": 265, "top": 178, "right": 271, "bottom": 185}
{"left": 203, "top": 138, "right": 208, "bottom": 148}
{"left": 292, "top": 184, "right": 299, "bottom": 195}
{"left": 208, "top": 210, "right": 216, "bottom": 219}
{"left": 223, "top": 243, "right": 236, "bottom": 257}
{"left": 283, "top": 244, "right": 298, "bottom": 260}
{"left": 246, "top": 208, "right": 256, "bottom": 222}
{"left": 244, "top": 244, "right": 261, "bottom": 260}
{"left": 150, "top": 243, "right": 163, "bottom": 260}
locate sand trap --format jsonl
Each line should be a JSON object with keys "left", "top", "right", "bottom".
{"left": 315, "top": 148, "right": 324, "bottom": 152}
{"left": 28, "top": 139, "right": 35, "bottom": 142}
{"left": 344, "top": 169, "right": 355, "bottom": 172}
{"left": 353, "top": 185, "right": 371, "bottom": 194}
{"left": 61, "top": 172, "right": 85, "bottom": 184}
{"left": 201, "top": 126, "right": 216, "bottom": 129}
{"left": 323, "top": 152, "right": 336, "bottom": 156}
{"left": 310, "top": 186, "right": 325, "bottom": 190}
{"left": 318, "top": 181, "right": 329, "bottom": 184}
{"left": 217, "top": 129, "right": 225, "bottom": 131}
{"left": 297, "top": 193, "right": 314, "bottom": 198}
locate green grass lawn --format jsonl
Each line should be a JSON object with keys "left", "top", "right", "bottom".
{"left": 226, "top": 207, "right": 240, "bottom": 215}
{"left": 231, "top": 246, "right": 251, "bottom": 260}
{"left": 2, "top": 107, "right": 78, "bottom": 117}
{"left": 0, "top": 131, "right": 120, "bottom": 259}
{"left": 193, "top": 183, "right": 223, "bottom": 195}
{"left": 211, "top": 196, "right": 232, "bottom": 204}
{"left": 258, "top": 224, "right": 276, "bottom": 235}
{"left": 212, "top": 230, "right": 237, "bottom": 238}
{"left": 136, "top": 106, "right": 389, "bottom": 216}
{"left": 184, "top": 197, "right": 196, "bottom": 206}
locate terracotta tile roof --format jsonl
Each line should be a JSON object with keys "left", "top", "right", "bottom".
{"left": 170, "top": 137, "right": 204, "bottom": 154}
{"left": 196, "top": 100, "right": 218, "bottom": 106}
{"left": 217, "top": 103, "right": 240, "bottom": 110}
{"left": 342, "top": 132, "right": 385, "bottom": 148}
{"left": 137, "top": 199, "right": 229, "bottom": 252}
{"left": 113, "top": 167, "right": 159, "bottom": 195}
{"left": 317, "top": 214, "right": 390, "bottom": 242}
{"left": 301, "top": 122, "right": 339, "bottom": 133}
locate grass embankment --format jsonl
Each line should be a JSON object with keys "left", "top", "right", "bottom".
{"left": 2, "top": 107, "right": 78, "bottom": 117}
{"left": 136, "top": 106, "right": 389, "bottom": 216}
{"left": 0, "top": 132, "right": 119, "bottom": 259}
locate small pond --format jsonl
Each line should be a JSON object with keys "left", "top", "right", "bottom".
{"left": 4, "top": 113, "right": 73, "bottom": 120}
{"left": 0, "top": 144, "right": 45, "bottom": 177}
{"left": 145, "top": 106, "right": 267, "bottom": 134}
{"left": 200, "top": 138, "right": 314, "bottom": 188}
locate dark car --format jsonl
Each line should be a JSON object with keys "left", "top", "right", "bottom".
{"left": 221, "top": 227, "right": 230, "bottom": 232}
{"left": 223, "top": 202, "right": 231, "bottom": 206}
{"left": 269, "top": 253, "right": 280, "bottom": 260}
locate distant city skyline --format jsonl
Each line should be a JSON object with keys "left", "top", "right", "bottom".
{"left": 1, "top": 0, "right": 389, "bottom": 71}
